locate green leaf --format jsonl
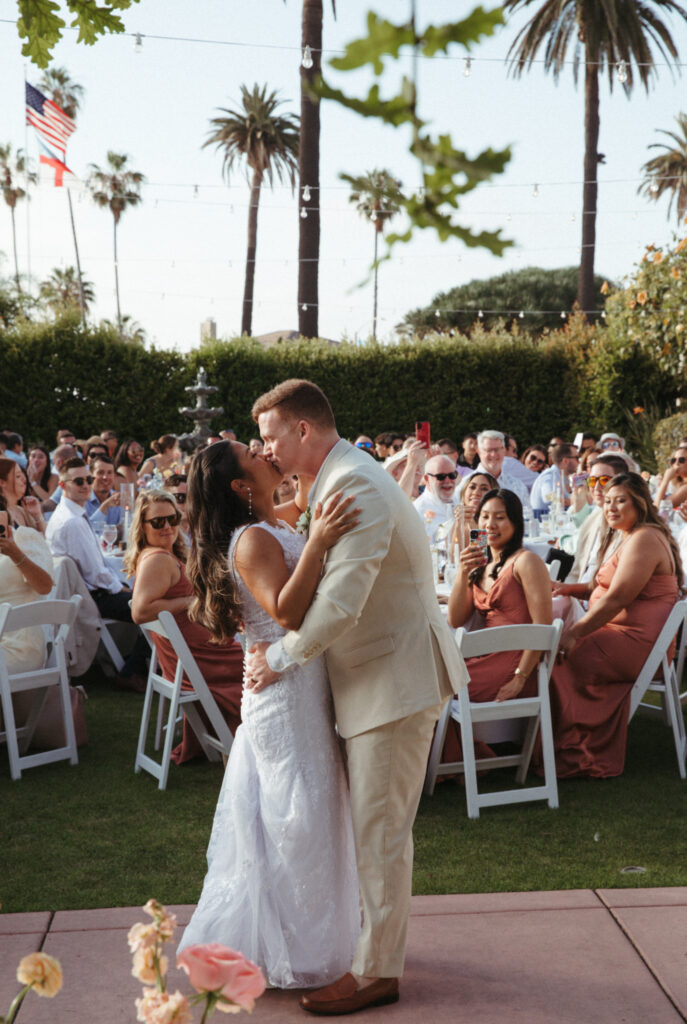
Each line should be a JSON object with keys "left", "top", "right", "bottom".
{"left": 17, "top": 0, "right": 138, "bottom": 67}
{"left": 314, "top": 78, "right": 418, "bottom": 127}
{"left": 421, "top": 7, "right": 505, "bottom": 57}
{"left": 329, "top": 12, "right": 415, "bottom": 73}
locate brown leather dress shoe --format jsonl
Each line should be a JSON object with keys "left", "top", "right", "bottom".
{"left": 299, "top": 973, "right": 399, "bottom": 1015}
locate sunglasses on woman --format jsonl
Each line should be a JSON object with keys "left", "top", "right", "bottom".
{"left": 144, "top": 512, "right": 182, "bottom": 529}
{"left": 670, "top": 456, "right": 687, "bottom": 465}
{"left": 527, "top": 456, "right": 545, "bottom": 466}
{"left": 588, "top": 475, "right": 612, "bottom": 489}
{"left": 427, "top": 471, "right": 458, "bottom": 481}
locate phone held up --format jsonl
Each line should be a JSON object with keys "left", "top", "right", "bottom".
{"left": 415, "top": 420, "right": 430, "bottom": 449}
{"left": 469, "top": 527, "right": 488, "bottom": 564}
{"left": 0, "top": 510, "right": 9, "bottom": 538}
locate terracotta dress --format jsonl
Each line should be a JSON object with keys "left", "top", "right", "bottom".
{"left": 442, "top": 556, "right": 538, "bottom": 762}
{"left": 547, "top": 550, "right": 678, "bottom": 778}
{"left": 147, "top": 561, "right": 243, "bottom": 764}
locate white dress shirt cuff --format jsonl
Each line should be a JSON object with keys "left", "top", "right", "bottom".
{"left": 266, "top": 639, "right": 294, "bottom": 673}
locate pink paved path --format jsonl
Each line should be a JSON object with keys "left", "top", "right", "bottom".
{"left": 2, "top": 889, "right": 686, "bottom": 1023}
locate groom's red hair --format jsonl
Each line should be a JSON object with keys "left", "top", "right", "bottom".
{"left": 252, "top": 378, "right": 335, "bottom": 429}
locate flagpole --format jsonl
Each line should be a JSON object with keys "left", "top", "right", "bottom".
{"left": 67, "top": 187, "right": 86, "bottom": 325}
{"left": 23, "top": 65, "right": 32, "bottom": 289}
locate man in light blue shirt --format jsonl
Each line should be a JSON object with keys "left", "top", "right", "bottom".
{"left": 531, "top": 442, "right": 579, "bottom": 515}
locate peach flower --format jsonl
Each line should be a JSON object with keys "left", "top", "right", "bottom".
{"left": 16, "top": 952, "right": 63, "bottom": 998}
{"left": 128, "top": 922, "right": 159, "bottom": 952}
{"left": 132, "top": 947, "right": 168, "bottom": 985}
{"left": 636, "top": 291, "right": 648, "bottom": 305}
{"left": 141, "top": 900, "right": 177, "bottom": 941}
{"left": 135, "top": 987, "right": 191, "bottom": 1024}
{"left": 653, "top": 251, "right": 664, "bottom": 263}
{"left": 671, "top": 266, "right": 680, "bottom": 279}
{"left": 676, "top": 237, "right": 687, "bottom": 252}
{"left": 177, "top": 945, "right": 265, "bottom": 1012}
{"left": 600, "top": 280, "right": 610, "bottom": 294}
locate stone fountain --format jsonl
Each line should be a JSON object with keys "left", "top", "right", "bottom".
{"left": 177, "top": 366, "right": 224, "bottom": 452}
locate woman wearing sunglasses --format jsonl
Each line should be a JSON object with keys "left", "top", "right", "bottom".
{"left": 653, "top": 446, "right": 687, "bottom": 511}
{"left": 520, "top": 445, "right": 548, "bottom": 474}
{"left": 126, "top": 490, "right": 244, "bottom": 765}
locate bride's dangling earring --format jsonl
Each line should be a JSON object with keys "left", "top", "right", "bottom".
{"left": 247, "top": 488, "right": 253, "bottom": 518}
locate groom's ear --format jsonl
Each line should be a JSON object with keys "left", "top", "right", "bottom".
{"left": 296, "top": 419, "right": 311, "bottom": 442}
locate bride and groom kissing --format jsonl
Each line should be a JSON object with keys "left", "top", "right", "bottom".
{"left": 178, "top": 378, "right": 468, "bottom": 1015}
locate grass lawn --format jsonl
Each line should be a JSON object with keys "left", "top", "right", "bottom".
{"left": 1, "top": 664, "right": 686, "bottom": 914}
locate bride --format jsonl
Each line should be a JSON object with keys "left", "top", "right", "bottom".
{"left": 177, "top": 440, "right": 361, "bottom": 988}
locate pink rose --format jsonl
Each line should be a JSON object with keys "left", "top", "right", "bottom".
{"left": 177, "top": 945, "right": 265, "bottom": 1012}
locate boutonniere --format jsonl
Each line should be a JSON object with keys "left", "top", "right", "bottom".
{"left": 296, "top": 506, "right": 312, "bottom": 535}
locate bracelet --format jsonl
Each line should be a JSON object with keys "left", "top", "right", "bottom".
{"left": 13, "top": 554, "right": 27, "bottom": 567}
{"left": 513, "top": 667, "right": 528, "bottom": 678}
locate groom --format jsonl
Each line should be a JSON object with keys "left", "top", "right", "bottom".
{"left": 247, "top": 379, "right": 468, "bottom": 1015}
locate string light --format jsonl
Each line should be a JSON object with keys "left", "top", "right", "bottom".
{"left": 650, "top": 180, "right": 659, "bottom": 196}
{"left": 134, "top": 33, "right": 143, "bottom": 53}
{"left": 617, "top": 59, "right": 628, "bottom": 83}
{"left": 301, "top": 303, "right": 308, "bottom": 311}
{"left": 193, "top": 185, "right": 199, "bottom": 198}
{"left": 532, "top": 183, "right": 540, "bottom": 198}
{"left": 301, "top": 207, "right": 308, "bottom": 218}
{"left": 302, "top": 185, "right": 311, "bottom": 202}
{"left": 463, "top": 57, "right": 472, "bottom": 78}
{"left": 301, "top": 45, "right": 313, "bottom": 69}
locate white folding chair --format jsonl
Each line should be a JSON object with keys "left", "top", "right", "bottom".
{"left": 135, "top": 610, "right": 235, "bottom": 790}
{"left": 0, "top": 596, "right": 82, "bottom": 780}
{"left": 629, "top": 598, "right": 687, "bottom": 779}
{"left": 424, "top": 619, "right": 563, "bottom": 818}
{"left": 97, "top": 616, "right": 125, "bottom": 673}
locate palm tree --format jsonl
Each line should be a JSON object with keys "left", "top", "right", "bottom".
{"left": 639, "top": 112, "right": 687, "bottom": 225}
{"left": 39, "top": 67, "right": 87, "bottom": 323}
{"left": 503, "top": 0, "right": 687, "bottom": 318}
{"left": 39, "top": 266, "right": 94, "bottom": 316}
{"left": 87, "top": 151, "right": 145, "bottom": 337}
{"left": 101, "top": 313, "right": 146, "bottom": 344}
{"left": 0, "top": 144, "right": 37, "bottom": 293}
{"left": 204, "top": 83, "right": 299, "bottom": 337}
{"left": 343, "top": 169, "right": 402, "bottom": 339}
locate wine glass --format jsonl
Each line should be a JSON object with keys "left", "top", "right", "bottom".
{"left": 102, "top": 524, "right": 118, "bottom": 555}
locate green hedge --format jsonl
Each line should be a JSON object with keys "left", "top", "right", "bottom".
{"left": 1, "top": 313, "right": 681, "bottom": 450}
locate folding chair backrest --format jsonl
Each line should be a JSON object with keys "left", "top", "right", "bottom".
{"left": 629, "top": 599, "right": 687, "bottom": 717}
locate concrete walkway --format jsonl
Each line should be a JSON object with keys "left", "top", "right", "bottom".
{"left": 2, "top": 889, "right": 686, "bottom": 1023}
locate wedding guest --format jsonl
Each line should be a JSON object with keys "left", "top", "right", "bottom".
{"left": 163, "top": 473, "right": 189, "bottom": 537}
{"left": 127, "top": 490, "right": 243, "bottom": 764}
{"left": 547, "top": 473, "right": 682, "bottom": 777}
{"left": 503, "top": 435, "right": 540, "bottom": 492}
{"left": 140, "top": 435, "right": 180, "bottom": 478}
{"left": 2, "top": 432, "right": 27, "bottom": 468}
{"left": 100, "top": 429, "right": 119, "bottom": 457}
{"left": 84, "top": 440, "right": 109, "bottom": 464}
{"left": 546, "top": 436, "right": 565, "bottom": 465}
{"left": 475, "top": 431, "right": 532, "bottom": 513}
{"left": 274, "top": 474, "right": 297, "bottom": 505}
{"left": 274, "top": 475, "right": 312, "bottom": 529}
{"left": 115, "top": 439, "right": 145, "bottom": 488}
{"left": 51, "top": 428, "right": 76, "bottom": 462}
{"left": 449, "top": 471, "right": 498, "bottom": 553}
{"left": 580, "top": 446, "right": 601, "bottom": 472}
{"left": 579, "top": 432, "right": 598, "bottom": 456}
{"left": 46, "top": 457, "right": 148, "bottom": 691}
{"left": 413, "top": 455, "right": 459, "bottom": 543}
{"left": 557, "top": 454, "right": 629, "bottom": 587}
{"left": 436, "top": 438, "right": 459, "bottom": 466}
{"left": 653, "top": 446, "right": 687, "bottom": 510}
{"left": 520, "top": 445, "right": 547, "bottom": 473}
{"left": 88, "top": 456, "right": 123, "bottom": 526}
{"left": 248, "top": 438, "right": 264, "bottom": 454}
{"left": 530, "top": 443, "right": 579, "bottom": 515}
{"left": 458, "top": 432, "right": 479, "bottom": 471}
{"left": 443, "top": 488, "right": 552, "bottom": 760}
{"left": 0, "top": 458, "right": 46, "bottom": 532}
{"left": 384, "top": 442, "right": 425, "bottom": 500}
{"left": 599, "top": 432, "right": 624, "bottom": 453}
{"left": 374, "top": 433, "right": 393, "bottom": 459}
{"left": 26, "top": 446, "right": 58, "bottom": 502}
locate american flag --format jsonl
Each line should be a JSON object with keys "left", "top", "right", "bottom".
{"left": 25, "top": 82, "right": 75, "bottom": 162}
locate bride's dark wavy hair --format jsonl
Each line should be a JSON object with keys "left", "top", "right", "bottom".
{"left": 469, "top": 488, "right": 524, "bottom": 586}
{"left": 186, "top": 440, "right": 253, "bottom": 642}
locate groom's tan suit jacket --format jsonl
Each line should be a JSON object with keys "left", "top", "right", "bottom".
{"left": 282, "top": 440, "right": 467, "bottom": 738}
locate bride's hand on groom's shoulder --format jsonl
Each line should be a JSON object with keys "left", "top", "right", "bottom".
{"left": 309, "top": 492, "right": 361, "bottom": 551}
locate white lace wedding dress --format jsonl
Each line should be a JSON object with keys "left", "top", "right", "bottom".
{"left": 178, "top": 521, "right": 360, "bottom": 988}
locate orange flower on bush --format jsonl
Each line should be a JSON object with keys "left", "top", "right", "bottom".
{"left": 633, "top": 406, "right": 644, "bottom": 415}
{"left": 600, "top": 280, "right": 610, "bottom": 295}
{"left": 636, "top": 291, "right": 648, "bottom": 305}
{"left": 676, "top": 237, "right": 687, "bottom": 252}
{"left": 653, "top": 251, "right": 664, "bottom": 263}
{"left": 177, "top": 945, "right": 266, "bottom": 1013}
{"left": 16, "top": 952, "right": 62, "bottom": 998}
{"left": 671, "top": 266, "right": 680, "bottom": 279}
{"left": 628, "top": 298, "right": 637, "bottom": 309}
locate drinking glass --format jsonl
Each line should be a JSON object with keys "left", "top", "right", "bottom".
{"left": 102, "top": 524, "right": 118, "bottom": 554}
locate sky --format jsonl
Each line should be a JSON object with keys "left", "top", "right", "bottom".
{"left": 1, "top": 1, "right": 687, "bottom": 350}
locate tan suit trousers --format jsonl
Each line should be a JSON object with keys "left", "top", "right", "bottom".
{"left": 346, "top": 699, "right": 446, "bottom": 978}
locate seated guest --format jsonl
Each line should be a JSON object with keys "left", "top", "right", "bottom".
{"left": 248, "top": 438, "right": 264, "bottom": 455}
{"left": 654, "top": 446, "right": 687, "bottom": 510}
{"left": 27, "top": 445, "right": 58, "bottom": 503}
{"left": 140, "top": 434, "right": 180, "bottom": 479}
{"left": 127, "top": 490, "right": 243, "bottom": 763}
{"left": 163, "top": 473, "right": 189, "bottom": 538}
{"left": 475, "top": 431, "right": 532, "bottom": 514}
{"left": 580, "top": 446, "right": 601, "bottom": 472}
{"left": 436, "top": 438, "right": 458, "bottom": 465}
{"left": 0, "top": 458, "right": 46, "bottom": 533}
{"left": 521, "top": 445, "right": 547, "bottom": 474}
{"left": 458, "top": 431, "right": 480, "bottom": 471}
{"left": 51, "top": 428, "right": 76, "bottom": 461}
{"left": 0, "top": 493, "right": 54, "bottom": 673}
{"left": 115, "top": 439, "right": 145, "bottom": 488}
{"left": 556, "top": 454, "right": 628, "bottom": 587}
{"left": 374, "top": 432, "right": 394, "bottom": 460}
{"left": 413, "top": 455, "right": 459, "bottom": 543}
{"left": 384, "top": 442, "right": 425, "bottom": 500}
{"left": 2, "top": 432, "right": 27, "bottom": 468}
{"left": 274, "top": 475, "right": 312, "bottom": 530}
{"left": 531, "top": 443, "right": 579, "bottom": 515}
{"left": 88, "top": 456, "right": 123, "bottom": 526}
{"left": 598, "top": 432, "right": 624, "bottom": 453}
{"left": 443, "top": 488, "right": 552, "bottom": 760}
{"left": 354, "top": 435, "right": 375, "bottom": 455}
{"left": 546, "top": 473, "right": 682, "bottom": 778}
{"left": 579, "top": 432, "right": 598, "bottom": 457}
{"left": 449, "top": 470, "right": 498, "bottom": 554}
{"left": 546, "top": 436, "right": 565, "bottom": 465}
{"left": 101, "top": 429, "right": 119, "bottom": 458}
{"left": 503, "top": 434, "right": 540, "bottom": 492}
{"left": 273, "top": 474, "right": 297, "bottom": 505}
{"left": 84, "top": 440, "right": 109, "bottom": 464}
{"left": 45, "top": 457, "right": 148, "bottom": 690}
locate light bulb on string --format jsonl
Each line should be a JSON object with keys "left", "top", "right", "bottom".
{"left": 302, "top": 303, "right": 308, "bottom": 311}
{"left": 571, "top": 212, "right": 576, "bottom": 222}
{"left": 302, "top": 185, "right": 311, "bottom": 202}
{"left": 193, "top": 185, "right": 199, "bottom": 198}
{"left": 560, "top": 311, "right": 566, "bottom": 319}
{"left": 506, "top": 212, "right": 512, "bottom": 221}
{"left": 617, "top": 59, "right": 628, "bottom": 84}
{"left": 518, "top": 311, "right": 524, "bottom": 319}
{"left": 650, "top": 180, "right": 659, "bottom": 196}
{"left": 301, "top": 207, "right": 308, "bottom": 219}
{"left": 302, "top": 45, "right": 314, "bottom": 69}
{"left": 435, "top": 309, "right": 440, "bottom": 317}
{"left": 532, "top": 183, "right": 539, "bottom": 198}
{"left": 478, "top": 310, "right": 484, "bottom": 319}
{"left": 371, "top": 210, "right": 377, "bottom": 222}
{"left": 134, "top": 33, "right": 143, "bottom": 53}
{"left": 463, "top": 57, "right": 472, "bottom": 78}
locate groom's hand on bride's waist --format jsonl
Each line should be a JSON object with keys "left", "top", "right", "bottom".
{"left": 245, "top": 642, "right": 280, "bottom": 692}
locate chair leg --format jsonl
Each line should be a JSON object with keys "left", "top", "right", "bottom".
{"left": 0, "top": 683, "right": 22, "bottom": 781}
{"left": 423, "top": 698, "right": 452, "bottom": 796}
{"left": 663, "top": 664, "right": 687, "bottom": 780}
{"left": 135, "top": 674, "right": 156, "bottom": 775}
{"left": 99, "top": 622, "right": 125, "bottom": 673}
{"left": 457, "top": 691, "right": 480, "bottom": 819}
{"left": 537, "top": 688, "right": 559, "bottom": 809}
{"left": 158, "top": 688, "right": 182, "bottom": 791}
{"left": 154, "top": 694, "right": 167, "bottom": 750}
{"left": 516, "top": 716, "right": 539, "bottom": 785}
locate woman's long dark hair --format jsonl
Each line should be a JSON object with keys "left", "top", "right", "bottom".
{"left": 469, "top": 488, "right": 524, "bottom": 586}
{"left": 28, "top": 445, "right": 53, "bottom": 491}
{"left": 598, "top": 472, "right": 683, "bottom": 587}
{"left": 114, "top": 439, "right": 141, "bottom": 470}
{"left": 186, "top": 440, "right": 253, "bottom": 642}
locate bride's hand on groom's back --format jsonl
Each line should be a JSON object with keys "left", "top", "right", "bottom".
{"left": 309, "top": 492, "right": 361, "bottom": 552}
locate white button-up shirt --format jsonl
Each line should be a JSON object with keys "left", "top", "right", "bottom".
{"left": 46, "top": 495, "right": 123, "bottom": 594}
